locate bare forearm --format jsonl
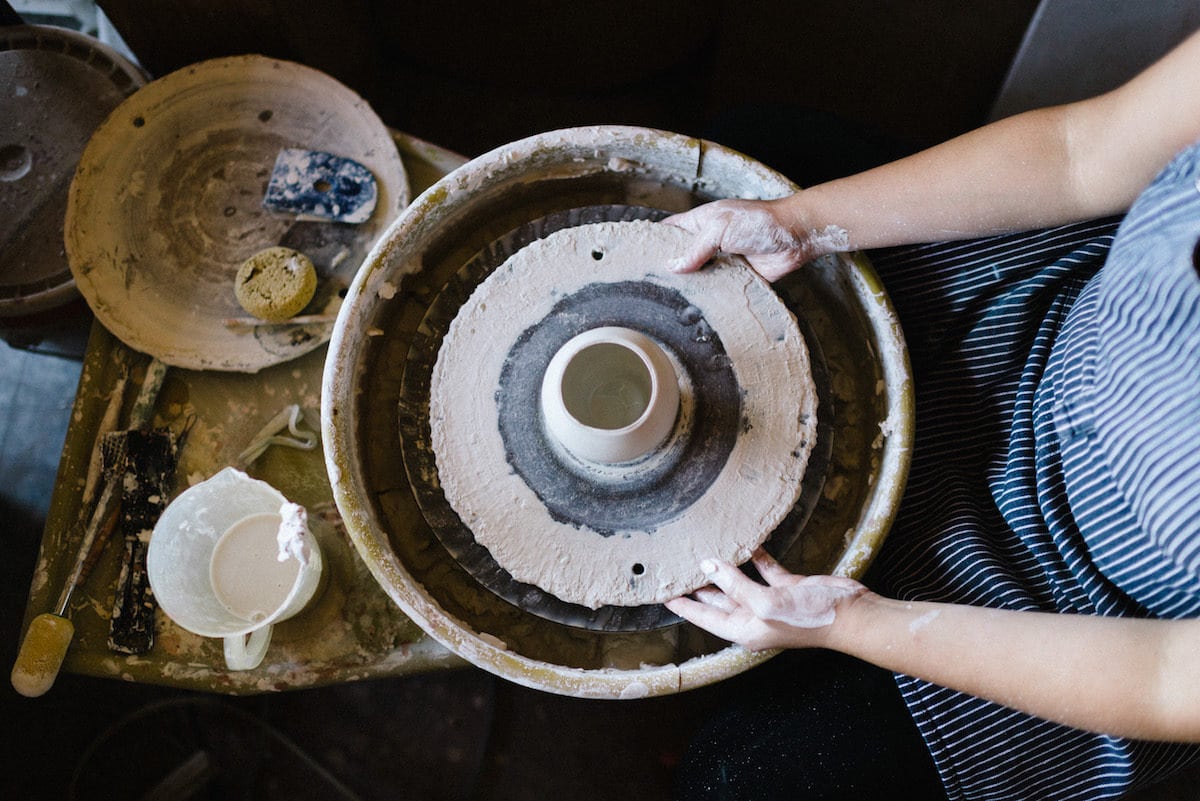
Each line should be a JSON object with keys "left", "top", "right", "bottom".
{"left": 775, "top": 30, "right": 1200, "bottom": 255}
{"left": 776, "top": 105, "right": 1106, "bottom": 251}
{"left": 830, "top": 593, "right": 1200, "bottom": 741}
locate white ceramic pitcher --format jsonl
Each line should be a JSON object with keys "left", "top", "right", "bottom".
{"left": 147, "top": 467, "right": 322, "bottom": 670}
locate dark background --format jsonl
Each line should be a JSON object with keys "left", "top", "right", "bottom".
{"left": 94, "top": 0, "right": 1038, "bottom": 169}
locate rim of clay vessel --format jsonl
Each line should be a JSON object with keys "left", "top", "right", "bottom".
{"left": 322, "top": 125, "right": 914, "bottom": 699}
{"left": 540, "top": 326, "right": 681, "bottom": 465}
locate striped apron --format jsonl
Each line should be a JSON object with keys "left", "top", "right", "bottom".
{"left": 867, "top": 140, "right": 1200, "bottom": 800}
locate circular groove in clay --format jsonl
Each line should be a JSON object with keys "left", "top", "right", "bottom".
{"left": 495, "top": 279, "right": 739, "bottom": 531}
{"left": 429, "top": 219, "right": 818, "bottom": 610}
{"left": 64, "top": 55, "right": 408, "bottom": 371}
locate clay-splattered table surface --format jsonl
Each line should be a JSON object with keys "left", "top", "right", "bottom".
{"left": 19, "top": 133, "right": 468, "bottom": 693}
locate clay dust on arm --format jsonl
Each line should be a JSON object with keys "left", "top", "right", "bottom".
{"left": 829, "top": 593, "right": 1200, "bottom": 742}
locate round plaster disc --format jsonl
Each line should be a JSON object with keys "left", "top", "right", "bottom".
{"left": 429, "top": 220, "right": 818, "bottom": 610}
{"left": 64, "top": 55, "right": 409, "bottom": 372}
{"left": 398, "top": 205, "right": 833, "bottom": 631}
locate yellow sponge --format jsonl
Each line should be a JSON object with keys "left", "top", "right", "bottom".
{"left": 234, "top": 247, "right": 318, "bottom": 322}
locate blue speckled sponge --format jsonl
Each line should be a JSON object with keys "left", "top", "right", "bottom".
{"left": 262, "top": 148, "right": 378, "bottom": 224}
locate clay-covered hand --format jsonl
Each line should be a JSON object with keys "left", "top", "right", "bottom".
{"left": 664, "top": 548, "right": 867, "bottom": 652}
{"left": 663, "top": 198, "right": 846, "bottom": 282}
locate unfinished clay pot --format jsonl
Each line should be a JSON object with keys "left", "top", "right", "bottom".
{"left": 541, "top": 326, "right": 680, "bottom": 465}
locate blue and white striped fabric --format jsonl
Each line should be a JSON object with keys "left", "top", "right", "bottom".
{"left": 867, "top": 139, "right": 1200, "bottom": 801}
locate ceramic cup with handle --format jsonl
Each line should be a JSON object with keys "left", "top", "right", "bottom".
{"left": 147, "top": 467, "right": 322, "bottom": 670}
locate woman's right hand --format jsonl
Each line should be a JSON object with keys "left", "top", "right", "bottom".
{"left": 664, "top": 197, "right": 846, "bottom": 282}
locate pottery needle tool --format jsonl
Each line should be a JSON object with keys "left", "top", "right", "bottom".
{"left": 11, "top": 357, "right": 170, "bottom": 697}
{"left": 220, "top": 313, "right": 338, "bottom": 334}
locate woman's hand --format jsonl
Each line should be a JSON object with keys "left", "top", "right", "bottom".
{"left": 671, "top": 548, "right": 1200, "bottom": 740}
{"left": 664, "top": 198, "right": 847, "bottom": 282}
{"left": 665, "top": 548, "right": 868, "bottom": 651}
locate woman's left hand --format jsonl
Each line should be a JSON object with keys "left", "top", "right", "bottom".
{"left": 663, "top": 198, "right": 835, "bottom": 281}
{"left": 665, "top": 548, "right": 868, "bottom": 651}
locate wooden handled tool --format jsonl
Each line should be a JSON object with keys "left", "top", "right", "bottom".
{"left": 11, "top": 358, "right": 170, "bottom": 697}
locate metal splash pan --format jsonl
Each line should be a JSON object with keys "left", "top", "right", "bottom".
{"left": 322, "top": 126, "right": 913, "bottom": 699}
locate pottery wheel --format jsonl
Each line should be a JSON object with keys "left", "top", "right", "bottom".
{"left": 422, "top": 217, "right": 818, "bottom": 613}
